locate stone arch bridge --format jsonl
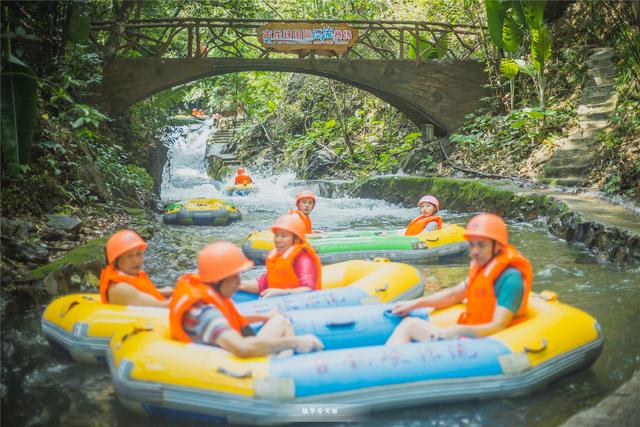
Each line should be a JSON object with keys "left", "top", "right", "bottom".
{"left": 90, "top": 18, "right": 490, "bottom": 136}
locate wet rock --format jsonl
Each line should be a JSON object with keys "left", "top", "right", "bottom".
{"left": 1, "top": 238, "right": 49, "bottom": 264}
{"left": 46, "top": 215, "right": 82, "bottom": 234}
{"left": 40, "top": 226, "right": 68, "bottom": 242}
{"left": 0, "top": 217, "right": 35, "bottom": 238}
{"left": 304, "top": 150, "right": 336, "bottom": 179}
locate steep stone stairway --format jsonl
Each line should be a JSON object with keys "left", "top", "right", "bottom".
{"left": 539, "top": 47, "right": 618, "bottom": 186}
{"left": 205, "top": 127, "right": 239, "bottom": 179}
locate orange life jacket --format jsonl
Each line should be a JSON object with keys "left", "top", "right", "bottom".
{"left": 457, "top": 244, "right": 533, "bottom": 325}
{"left": 169, "top": 273, "right": 249, "bottom": 343}
{"left": 288, "top": 209, "right": 313, "bottom": 234}
{"left": 99, "top": 264, "right": 165, "bottom": 304}
{"left": 405, "top": 215, "right": 443, "bottom": 236}
{"left": 265, "top": 242, "right": 322, "bottom": 290}
{"left": 235, "top": 174, "right": 252, "bottom": 185}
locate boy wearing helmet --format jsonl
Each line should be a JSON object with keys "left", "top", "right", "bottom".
{"left": 234, "top": 167, "right": 253, "bottom": 185}
{"left": 170, "top": 241, "right": 323, "bottom": 358}
{"left": 288, "top": 190, "right": 317, "bottom": 234}
{"left": 387, "top": 213, "right": 532, "bottom": 344}
{"left": 99, "top": 230, "right": 173, "bottom": 307}
{"left": 240, "top": 214, "right": 322, "bottom": 299}
{"left": 404, "top": 195, "right": 442, "bottom": 236}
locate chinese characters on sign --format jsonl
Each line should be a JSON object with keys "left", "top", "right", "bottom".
{"left": 257, "top": 23, "right": 358, "bottom": 55}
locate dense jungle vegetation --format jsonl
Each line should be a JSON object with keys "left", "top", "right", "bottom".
{"left": 1, "top": 1, "right": 638, "bottom": 276}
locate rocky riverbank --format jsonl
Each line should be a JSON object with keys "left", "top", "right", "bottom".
{"left": 0, "top": 206, "right": 159, "bottom": 305}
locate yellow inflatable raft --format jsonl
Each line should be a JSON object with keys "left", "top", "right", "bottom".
{"left": 107, "top": 292, "right": 603, "bottom": 424}
{"left": 243, "top": 223, "right": 468, "bottom": 264}
{"left": 42, "top": 259, "right": 423, "bottom": 363}
{"left": 162, "top": 198, "right": 241, "bottom": 226}
{"left": 224, "top": 183, "right": 258, "bottom": 196}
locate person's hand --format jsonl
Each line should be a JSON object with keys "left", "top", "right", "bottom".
{"left": 293, "top": 335, "right": 324, "bottom": 353}
{"left": 158, "top": 286, "right": 174, "bottom": 297}
{"left": 391, "top": 299, "right": 421, "bottom": 316}
{"left": 437, "top": 325, "right": 465, "bottom": 340}
{"left": 260, "top": 288, "right": 287, "bottom": 299}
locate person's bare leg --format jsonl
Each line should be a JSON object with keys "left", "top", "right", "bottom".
{"left": 257, "top": 314, "right": 295, "bottom": 357}
{"left": 257, "top": 314, "right": 291, "bottom": 338}
{"left": 386, "top": 317, "right": 440, "bottom": 345}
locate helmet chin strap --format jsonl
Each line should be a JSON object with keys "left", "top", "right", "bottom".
{"left": 482, "top": 240, "right": 499, "bottom": 268}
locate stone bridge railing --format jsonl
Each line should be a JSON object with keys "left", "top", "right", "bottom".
{"left": 90, "top": 18, "right": 483, "bottom": 62}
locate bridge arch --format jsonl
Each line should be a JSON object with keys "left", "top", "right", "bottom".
{"left": 94, "top": 57, "right": 488, "bottom": 136}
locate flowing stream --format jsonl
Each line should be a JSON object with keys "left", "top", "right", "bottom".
{"left": 2, "top": 122, "right": 639, "bottom": 426}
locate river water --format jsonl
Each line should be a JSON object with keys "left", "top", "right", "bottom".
{"left": 2, "top": 122, "right": 639, "bottom": 426}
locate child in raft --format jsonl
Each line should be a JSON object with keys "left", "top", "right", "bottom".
{"left": 288, "top": 190, "right": 320, "bottom": 234}
{"left": 99, "top": 230, "right": 173, "bottom": 307}
{"left": 404, "top": 195, "right": 442, "bottom": 236}
{"left": 239, "top": 214, "right": 322, "bottom": 299}
{"left": 234, "top": 167, "right": 253, "bottom": 185}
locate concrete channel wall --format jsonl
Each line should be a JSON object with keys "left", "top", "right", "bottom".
{"left": 307, "top": 176, "right": 640, "bottom": 264}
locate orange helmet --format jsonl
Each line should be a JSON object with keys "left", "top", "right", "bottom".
{"left": 418, "top": 195, "right": 439, "bottom": 211}
{"left": 271, "top": 214, "right": 307, "bottom": 241}
{"left": 463, "top": 213, "right": 508, "bottom": 247}
{"left": 198, "top": 241, "right": 254, "bottom": 283}
{"left": 237, "top": 167, "right": 245, "bottom": 174}
{"left": 106, "top": 230, "right": 147, "bottom": 264}
{"left": 295, "top": 190, "right": 316, "bottom": 209}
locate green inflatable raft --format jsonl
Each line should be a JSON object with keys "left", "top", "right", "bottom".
{"left": 242, "top": 223, "right": 468, "bottom": 264}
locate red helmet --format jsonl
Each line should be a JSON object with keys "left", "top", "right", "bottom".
{"left": 464, "top": 213, "right": 509, "bottom": 247}
{"left": 106, "top": 230, "right": 147, "bottom": 264}
{"left": 295, "top": 190, "right": 316, "bottom": 209}
{"left": 271, "top": 214, "right": 307, "bottom": 241}
{"left": 198, "top": 241, "right": 254, "bottom": 283}
{"left": 418, "top": 195, "right": 439, "bottom": 211}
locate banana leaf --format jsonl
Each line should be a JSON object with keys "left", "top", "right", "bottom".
{"left": 499, "top": 58, "right": 519, "bottom": 78}
{"left": 407, "top": 32, "right": 450, "bottom": 60}
{"left": 484, "top": 0, "right": 512, "bottom": 49}
{"left": 0, "top": 53, "right": 38, "bottom": 177}
{"left": 531, "top": 24, "right": 551, "bottom": 73}
{"left": 522, "top": 0, "right": 546, "bottom": 29}
{"left": 502, "top": 10, "right": 523, "bottom": 53}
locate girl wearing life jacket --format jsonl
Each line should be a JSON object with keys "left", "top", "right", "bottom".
{"left": 386, "top": 213, "right": 532, "bottom": 345}
{"left": 288, "top": 190, "right": 317, "bottom": 234}
{"left": 99, "top": 230, "right": 173, "bottom": 307}
{"left": 240, "top": 214, "right": 322, "bottom": 299}
{"left": 234, "top": 167, "right": 253, "bottom": 185}
{"left": 404, "top": 195, "right": 443, "bottom": 236}
{"left": 169, "top": 241, "right": 323, "bottom": 358}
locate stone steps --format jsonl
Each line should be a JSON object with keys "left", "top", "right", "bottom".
{"left": 582, "top": 83, "right": 615, "bottom": 97}
{"left": 538, "top": 177, "right": 584, "bottom": 186}
{"left": 550, "top": 147, "right": 595, "bottom": 160}
{"left": 545, "top": 154, "right": 592, "bottom": 168}
{"left": 538, "top": 47, "right": 616, "bottom": 187}
{"left": 543, "top": 162, "right": 593, "bottom": 178}
{"left": 580, "top": 92, "right": 618, "bottom": 105}
{"left": 587, "top": 66, "right": 617, "bottom": 79}
{"left": 577, "top": 100, "right": 617, "bottom": 115}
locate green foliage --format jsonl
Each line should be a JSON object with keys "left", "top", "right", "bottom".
{"left": 0, "top": 53, "right": 38, "bottom": 177}
{"left": 407, "top": 32, "right": 450, "bottom": 60}
{"left": 501, "top": 10, "right": 523, "bottom": 53}
{"left": 483, "top": 0, "right": 552, "bottom": 108}
{"left": 450, "top": 106, "right": 574, "bottom": 165}
{"left": 500, "top": 58, "right": 519, "bottom": 79}
{"left": 530, "top": 24, "right": 551, "bottom": 75}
